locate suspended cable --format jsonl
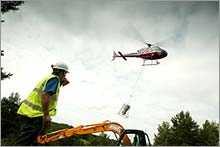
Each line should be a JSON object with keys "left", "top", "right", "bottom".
{"left": 128, "top": 65, "right": 144, "bottom": 100}
{"left": 118, "top": 65, "right": 144, "bottom": 118}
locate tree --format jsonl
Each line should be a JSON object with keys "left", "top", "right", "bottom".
{"left": 1, "top": 67, "right": 13, "bottom": 80}
{"left": 199, "top": 120, "right": 219, "bottom": 146}
{"left": 1, "top": 93, "right": 21, "bottom": 139}
{"left": 88, "top": 132, "right": 117, "bottom": 146}
{"left": 154, "top": 111, "right": 219, "bottom": 146}
{"left": 154, "top": 121, "right": 172, "bottom": 145}
{"left": 154, "top": 111, "right": 200, "bottom": 146}
{"left": 1, "top": 1, "right": 24, "bottom": 14}
{"left": 171, "top": 111, "right": 200, "bottom": 145}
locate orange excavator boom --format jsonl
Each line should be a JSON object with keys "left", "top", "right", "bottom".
{"left": 38, "top": 121, "right": 132, "bottom": 146}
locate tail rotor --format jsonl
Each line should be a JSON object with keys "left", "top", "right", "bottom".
{"left": 112, "top": 51, "right": 117, "bottom": 61}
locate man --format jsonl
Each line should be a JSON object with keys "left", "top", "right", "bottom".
{"left": 14, "top": 62, "right": 70, "bottom": 146}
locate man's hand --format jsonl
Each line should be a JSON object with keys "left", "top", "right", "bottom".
{"left": 43, "top": 114, "right": 51, "bottom": 128}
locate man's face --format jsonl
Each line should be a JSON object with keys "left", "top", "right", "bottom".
{"left": 59, "top": 71, "right": 67, "bottom": 82}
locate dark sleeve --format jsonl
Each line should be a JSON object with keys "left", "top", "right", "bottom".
{"left": 43, "top": 77, "right": 59, "bottom": 95}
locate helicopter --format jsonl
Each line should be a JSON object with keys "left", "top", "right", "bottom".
{"left": 112, "top": 43, "right": 168, "bottom": 66}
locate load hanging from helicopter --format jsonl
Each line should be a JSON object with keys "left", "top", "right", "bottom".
{"left": 112, "top": 42, "right": 168, "bottom": 66}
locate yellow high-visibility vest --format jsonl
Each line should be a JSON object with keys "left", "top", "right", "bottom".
{"left": 17, "top": 74, "right": 60, "bottom": 118}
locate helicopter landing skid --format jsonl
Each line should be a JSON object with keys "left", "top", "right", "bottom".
{"left": 142, "top": 60, "right": 160, "bottom": 66}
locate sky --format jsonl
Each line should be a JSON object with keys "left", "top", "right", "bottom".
{"left": 1, "top": 0, "right": 219, "bottom": 143}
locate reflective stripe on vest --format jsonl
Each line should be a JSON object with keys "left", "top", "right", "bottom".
{"left": 33, "top": 80, "right": 46, "bottom": 94}
{"left": 23, "top": 99, "right": 43, "bottom": 112}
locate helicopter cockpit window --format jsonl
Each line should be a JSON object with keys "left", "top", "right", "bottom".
{"left": 151, "top": 46, "right": 160, "bottom": 50}
{"left": 149, "top": 46, "right": 160, "bottom": 52}
{"left": 138, "top": 48, "right": 144, "bottom": 53}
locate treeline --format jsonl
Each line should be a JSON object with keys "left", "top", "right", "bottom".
{"left": 153, "top": 111, "right": 219, "bottom": 146}
{"left": 1, "top": 92, "right": 219, "bottom": 146}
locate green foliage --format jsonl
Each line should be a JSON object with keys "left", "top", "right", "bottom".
{"left": 1, "top": 1, "right": 24, "bottom": 14}
{"left": 153, "top": 111, "right": 219, "bottom": 146}
{"left": 1, "top": 93, "right": 21, "bottom": 138}
{"left": 199, "top": 120, "right": 219, "bottom": 145}
{"left": 87, "top": 133, "right": 117, "bottom": 146}
{"left": 154, "top": 121, "right": 172, "bottom": 145}
{"left": 171, "top": 111, "right": 200, "bottom": 145}
{"left": 1, "top": 134, "right": 17, "bottom": 146}
{"left": 1, "top": 67, "right": 13, "bottom": 80}
{"left": 44, "top": 122, "right": 73, "bottom": 133}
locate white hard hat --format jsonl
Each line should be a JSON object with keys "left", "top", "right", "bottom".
{"left": 53, "top": 62, "right": 69, "bottom": 73}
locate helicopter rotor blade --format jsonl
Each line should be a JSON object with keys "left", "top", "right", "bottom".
{"left": 121, "top": 24, "right": 150, "bottom": 46}
{"left": 121, "top": 23, "right": 182, "bottom": 48}
{"left": 154, "top": 32, "right": 183, "bottom": 47}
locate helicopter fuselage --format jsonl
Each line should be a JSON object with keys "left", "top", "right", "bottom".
{"left": 114, "top": 46, "right": 168, "bottom": 61}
